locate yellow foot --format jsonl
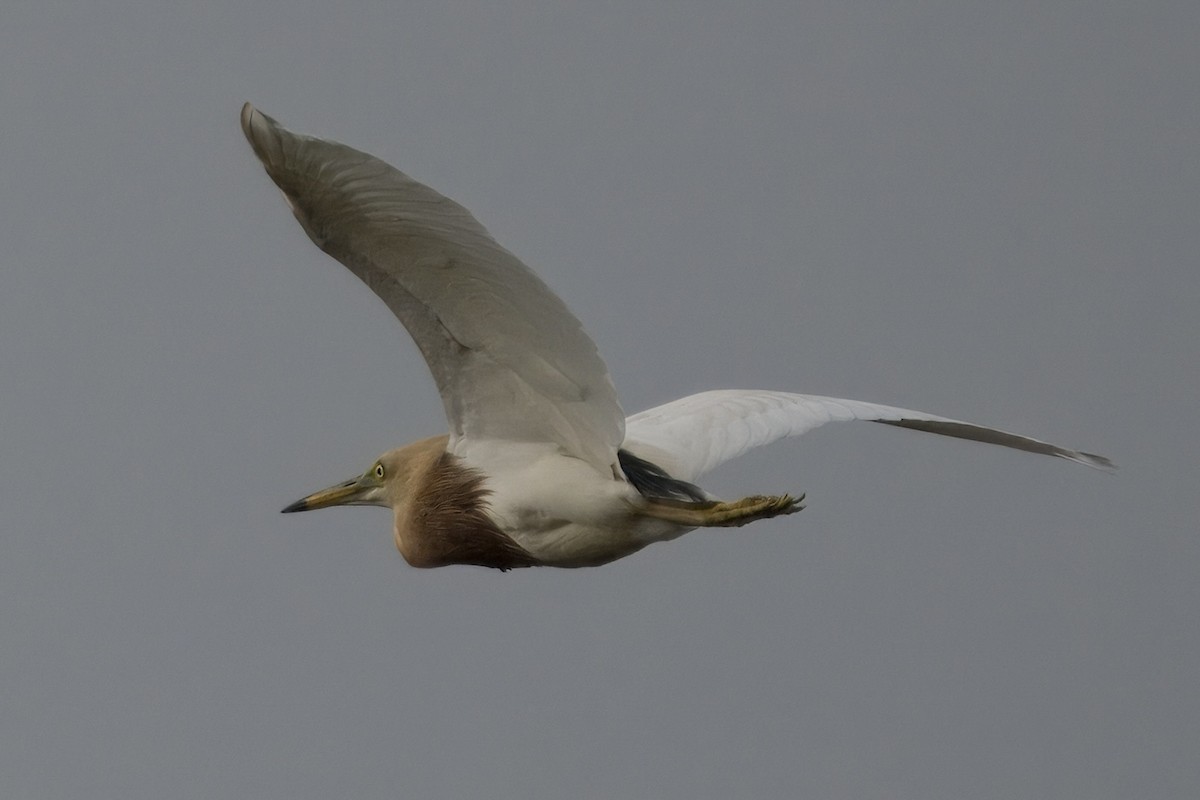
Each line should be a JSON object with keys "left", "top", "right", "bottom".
{"left": 640, "top": 493, "right": 805, "bottom": 528}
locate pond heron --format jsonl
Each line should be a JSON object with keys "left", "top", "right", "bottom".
{"left": 241, "top": 103, "right": 1111, "bottom": 571}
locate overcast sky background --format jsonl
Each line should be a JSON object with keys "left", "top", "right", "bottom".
{"left": 2, "top": 3, "right": 1197, "bottom": 798}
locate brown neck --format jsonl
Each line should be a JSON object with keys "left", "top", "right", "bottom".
{"left": 393, "top": 440, "right": 539, "bottom": 571}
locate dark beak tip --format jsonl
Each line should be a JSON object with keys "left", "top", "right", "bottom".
{"left": 281, "top": 499, "right": 308, "bottom": 514}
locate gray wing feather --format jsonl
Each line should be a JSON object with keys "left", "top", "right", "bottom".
{"left": 241, "top": 104, "right": 623, "bottom": 471}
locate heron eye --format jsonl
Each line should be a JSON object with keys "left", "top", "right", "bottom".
{"left": 374, "top": 464, "right": 385, "bottom": 479}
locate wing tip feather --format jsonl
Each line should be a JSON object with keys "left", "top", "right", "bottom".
{"left": 240, "top": 102, "right": 283, "bottom": 165}
{"left": 1067, "top": 450, "right": 1117, "bottom": 472}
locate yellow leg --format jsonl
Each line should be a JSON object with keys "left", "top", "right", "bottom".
{"left": 639, "top": 493, "right": 805, "bottom": 528}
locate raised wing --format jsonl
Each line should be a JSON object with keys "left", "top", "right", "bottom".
{"left": 623, "top": 390, "right": 1113, "bottom": 481}
{"left": 241, "top": 104, "right": 623, "bottom": 472}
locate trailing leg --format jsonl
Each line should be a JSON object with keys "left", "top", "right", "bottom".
{"left": 638, "top": 493, "right": 804, "bottom": 528}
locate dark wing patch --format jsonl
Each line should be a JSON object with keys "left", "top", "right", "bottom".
{"left": 618, "top": 449, "right": 710, "bottom": 503}
{"left": 875, "top": 419, "right": 1115, "bottom": 469}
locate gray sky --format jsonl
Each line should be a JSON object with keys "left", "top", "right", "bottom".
{"left": 2, "top": 3, "right": 1197, "bottom": 798}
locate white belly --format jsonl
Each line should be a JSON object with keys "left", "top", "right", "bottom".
{"left": 458, "top": 441, "right": 691, "bottom": 567}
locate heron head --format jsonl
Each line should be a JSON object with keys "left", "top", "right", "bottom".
{"left": 281, "top": 436, "right": 449, "bottom": 514}
{"left": 280, "top": 451, "right": 408, "bottom": 513}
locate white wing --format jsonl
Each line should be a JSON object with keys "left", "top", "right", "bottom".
{"left": 241, "top": 104, "right": 623, "bottom": 472}
{"left": 623, "top": 389, "right": 1113, "bottom": 481}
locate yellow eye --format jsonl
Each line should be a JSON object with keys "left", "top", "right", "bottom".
{"left": 374, "top": 463, "right": 385, "bottom": 479}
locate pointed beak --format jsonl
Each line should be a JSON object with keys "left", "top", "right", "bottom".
{"left": 281, "top": 476, "right": 370, "bottom": 513}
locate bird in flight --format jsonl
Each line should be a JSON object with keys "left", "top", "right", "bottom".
{"left": 241, "top": 103, "right": 1111, "bottom": 571}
